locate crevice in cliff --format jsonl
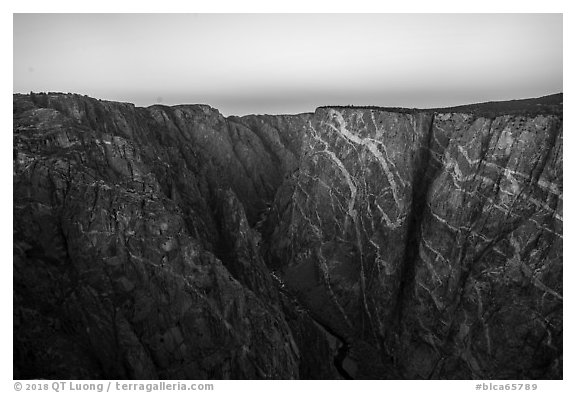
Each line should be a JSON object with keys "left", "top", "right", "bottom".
{"left": 394, "top": 114, "right": 436, "bottom": 329}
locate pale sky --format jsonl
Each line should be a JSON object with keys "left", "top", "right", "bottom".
{"left": 13, "top": 14, "right": 562, "bottom": 115}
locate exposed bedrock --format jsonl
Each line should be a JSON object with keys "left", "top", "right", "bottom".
{"left": 265, "top": 107, "right": 562, "bottom": 379}
{"left": 13, "top": 93, "right": 562, "bottom": 379}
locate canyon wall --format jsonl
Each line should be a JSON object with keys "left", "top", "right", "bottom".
{"left": 13, "top": 93, "right": 562, "bottom": 379}
{"left": 265, "top": 107, "right": 562, "bottom": 378}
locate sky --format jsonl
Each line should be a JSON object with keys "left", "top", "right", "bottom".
{"left": 13, "top": 13, "right": 562, "bottom": 115}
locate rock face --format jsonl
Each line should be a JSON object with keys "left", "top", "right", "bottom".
{"left": 265, "top": 107, "right": 562, "bottom": 379}
{"left": 13, "top": 93, "right": 562, "bottom": 379}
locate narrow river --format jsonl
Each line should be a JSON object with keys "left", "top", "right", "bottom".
{"left": 310, "top": 319, "right": 354, "bottom": 379}
{"left": 270, "top": 272, "right": 354, "bottom": 379}
{"left": 333, "top": 340, "right": 353, "bottom": 379}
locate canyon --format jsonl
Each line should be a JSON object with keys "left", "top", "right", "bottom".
{"left": 13, "top": 92, "right": 562, "bottom": 379}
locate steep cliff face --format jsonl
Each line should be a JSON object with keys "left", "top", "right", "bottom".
{"left": 13, "top": 93, "right": 336, "bottom": 379}
{"left": 13, "top": 93, "right": 562, "bottom": 379}
{"left": 266, "top": 107, "right": 562, "bottom": 379}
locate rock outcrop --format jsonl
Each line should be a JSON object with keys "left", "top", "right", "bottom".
{"left": 13, "top": 92, "right": 562, "bottom": 379}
